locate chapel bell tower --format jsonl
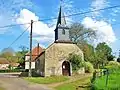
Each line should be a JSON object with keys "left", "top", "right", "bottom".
{"left": 54, "top": 1, "right": 70, "bottom": 42}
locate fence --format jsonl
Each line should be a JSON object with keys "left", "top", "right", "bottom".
{"left": 91, "top": 69, "right": 109, "bottom": 86}
{"left": 91, "top": 67, "right": 120, "bottom": 90}
{"left": 76, "top": 67, "right": 120, "bottom": 90}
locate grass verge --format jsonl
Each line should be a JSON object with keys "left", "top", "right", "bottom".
{"left": 93, "top": 73, "right": 120, "bottom": 89}
{"left": 24, "top": 76, "right": 69, "bottom": 84}
{"left": 55, "top": 76, "right": 91, "bottom": 90}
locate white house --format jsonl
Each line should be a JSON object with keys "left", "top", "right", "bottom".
{"left": 0, "top": 58, "right": 9, "bottom": 70}
{"left": 25, "top": 44, "right": 43, "bottom": 70}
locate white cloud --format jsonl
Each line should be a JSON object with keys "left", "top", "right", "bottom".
{"left": 0, "top": 0, "right": 36, "bottom": 34}
{"left": 16, "top": 9, "right": 55, "bottom": 48}
{"left": 82, "top": 0, "right": 117, "bottom": 46}
{"left": 16, "top": 0, "right": 74, "bottom": 47}
{"left": 91, "top": 0, "right": 109, "bottom": 17}
{"left": 82, "top": 17, "right": 117, "bottom": 45}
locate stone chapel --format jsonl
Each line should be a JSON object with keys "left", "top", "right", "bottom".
{"left": 35, "top": 3, "right": 84, "bottom": 77}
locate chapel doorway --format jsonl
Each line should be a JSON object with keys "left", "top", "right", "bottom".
{"left": 62, "top": 61, "right": 70, "bottom": 76}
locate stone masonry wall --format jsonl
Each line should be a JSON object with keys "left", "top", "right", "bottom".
{"left": 44, "top": 43, "right": 84, "bottom": 77}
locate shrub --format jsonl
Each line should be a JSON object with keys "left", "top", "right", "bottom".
{"left": 84, "top": 62, "right": 94, "bottom": 73}
{"left": 68, "top": 54, "right": 84, "bottom": 71}
{"left": 107, "top": 61, "right": 120, "bottom": 66}
{"left": 0, "top": 69, "right": 23, "bottom": 73}
{"left": 105, "top": 61, "right": 120, "bottom": 74}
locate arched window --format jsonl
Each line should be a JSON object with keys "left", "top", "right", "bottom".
{"left": 62, "top": 29, "right": 65, "bottom": 35}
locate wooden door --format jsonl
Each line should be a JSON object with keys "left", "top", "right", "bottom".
{"left": 62, "top": 61, "right": 70, "bottom": 76}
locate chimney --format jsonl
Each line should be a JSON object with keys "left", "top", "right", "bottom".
{"left": 37, "top": 43, "right": 39, "bottom": 55}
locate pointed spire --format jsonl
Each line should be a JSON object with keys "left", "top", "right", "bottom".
{"left": 56, "top": 0, "right": 66, "bottom": 28}
{"left": 54, "top": 0, "right": 70, "bottom": 42}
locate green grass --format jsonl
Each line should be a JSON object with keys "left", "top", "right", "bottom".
{"left": 55, "top": 76, "right": 91, "bottom": 90}
{"left": 0, "top": 87, "right": 5, "bottom": 90}
{"left": 24, "top": 76, "right": 69, "bottom": 84}
{"left": 93, "top": 73, "right": 120, "bottom": 89}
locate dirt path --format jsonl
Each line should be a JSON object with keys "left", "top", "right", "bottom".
{"left": 47, "top": 73, "right": 92, "bottom": 88}
{"left": 0, "top": 74, "right": 52, "bottom": 90}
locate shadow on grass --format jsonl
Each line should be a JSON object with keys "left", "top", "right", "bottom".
{"left": 76, "top": 84, "right": 91, "bottom": 90}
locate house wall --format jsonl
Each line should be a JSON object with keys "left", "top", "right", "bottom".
{"left": 35, "top": 53, "right": 45, "bottom": 76}
{"left": 25, "top": 56, "right": 29, "bottom": 61}
{"left": 0, "top": 64, "right": 9, "bottom": 70}
{"left": 25, "top": 55, "right": 35, "bottom": 69}
{"left": 44, "top": 43, "right": 84, "bottom": 77}
{"left": 25, "top": 62, "right": 35, "bottom": 69}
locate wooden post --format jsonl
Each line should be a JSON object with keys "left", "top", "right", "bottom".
{"left": 106, "top": 69, "right": 109, "bottom": 87}
{"left": 28, "top": 20, "right": 33, "bottom": 77}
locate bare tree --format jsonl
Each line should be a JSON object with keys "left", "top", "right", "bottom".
{"left": 69, "top": 23, "right": 96, "bottom": 44}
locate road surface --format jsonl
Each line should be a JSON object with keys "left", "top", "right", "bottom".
{"left": 0, "top": 73, "right": 52, "bottom": 90}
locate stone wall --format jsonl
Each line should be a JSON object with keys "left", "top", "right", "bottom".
{"left": 35, "top": 53, "right": 45, "bottom": 76}
{"left": 44, "top": 43, "right": 84, "bottom": 77}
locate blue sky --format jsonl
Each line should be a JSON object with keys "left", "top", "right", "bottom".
{"left": 0, "top": 0, "right": 120, "bottom": 56}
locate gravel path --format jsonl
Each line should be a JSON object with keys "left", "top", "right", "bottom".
{"left": 0, "top": 74, "right": 52, "bottom": 90}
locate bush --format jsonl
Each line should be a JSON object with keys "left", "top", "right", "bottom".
{"left": 107, "top": 61, "right": 120, "bottom": 66}
{"left": 106, "top": 61, "right": 120, "bottom": 74}
{"left": 84, "top": 62, "right": 94, "bottom": 73}
{"left": 0, "top": 69, "right": 24, "bottom": 73}
{"left": 69, "top": 54, "right": 84, "bottom": 71}
{"left": 19, "top": 69, "right": 39, "bottom": 77}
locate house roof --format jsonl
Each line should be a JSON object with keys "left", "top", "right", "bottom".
{"left": 34, "top": 51, "right": 45, "bottom": 61}
{"left": 26, "top": 46, "right": 43, "bottom": 62}
{"left": 0, "top": 58, "right": 9, "bottom": 64}
{"left": 10, "top": 63, "right": 19, "bottom": 67}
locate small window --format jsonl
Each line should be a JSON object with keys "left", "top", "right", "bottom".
{"left": 62, "top": 29, "right": 65, "bottom": 35}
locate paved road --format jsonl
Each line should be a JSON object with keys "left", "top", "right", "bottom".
{"left": 0, "top": 73, "right": 52, "bottom": 90}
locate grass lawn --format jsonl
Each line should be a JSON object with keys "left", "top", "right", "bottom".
{"left": 55, "top": 76, "right": 91, "bottom": 90}
{"left": 93, "top": 73, "right": 120, "bottom": 89}
{"left": 24, "top": 76, "right": 69, "bottom": 84}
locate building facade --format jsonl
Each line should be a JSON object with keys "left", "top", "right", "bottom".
{"left": 35, "top": 3, "right": 84, "bottom": 77}
{"left": 25, "top": 44, "right": 43, "bottom": 69}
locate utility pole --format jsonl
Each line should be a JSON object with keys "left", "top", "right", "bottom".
{"left": 119, "top": 50, "right": 120, "bottom": 58}
{"left": 28, "top": 20, "right": 33, "bottom": 77}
